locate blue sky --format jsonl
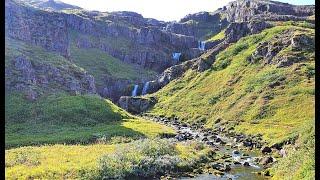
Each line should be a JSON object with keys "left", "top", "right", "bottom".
{"left": 60, "top": 0, "right": 315, "bottom": 21}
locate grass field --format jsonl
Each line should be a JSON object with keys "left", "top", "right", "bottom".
{"left": 5, "top": 139, "right": 212, "bottom": 179}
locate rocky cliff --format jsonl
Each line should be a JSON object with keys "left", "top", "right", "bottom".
{"left": 5, "top": 0, "right": 315, "bottom": 103}
{"left": 6, "top": 0, "right": 203, "bottom": 73}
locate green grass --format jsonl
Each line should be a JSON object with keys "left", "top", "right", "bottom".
{"left": 5, "top": 139, "right": 212, "bottom": 179}
{"left": 69, "top": 31, "right": 156, "bottom": 86}
{"left": 270, "top": 119, "right": 314, "bottom": 180}
{"left": 70, "top": 44, "right": 155, "bottom": 86}
{"left": 206, "top": 29, "right": 226, "bottom": 42}
{"left": 5, "top": 93, "right": 175, "bottom": 148}
{"left": 5, "top": 37, "right": 80, "bottom": 70}
{"left": 147, "top": 24, "right": 314, "bottom": 178}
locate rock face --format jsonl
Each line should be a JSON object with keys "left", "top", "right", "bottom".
{"left": 224, "top": 0, "right": 314, "bottom": 22}
{"left": 118, "top": 96, "right": 157, "bottom": 114}
{"left": 225, "top": 21, "right": 272, "bottom": 43}
{"left": 249, "top": 29, "right": 315, "bottom": 67}
{"left": 5, "top": 56, "right": 96, "bottom": 100}
{"left": 100, "top": 79, "right": 133, "bottom": 102}
{"left": 5, "top": 0, "right": 202, "bottom": 73}
{"left": 5, "top": 0, "right": 70, "bottom": 58}
{"left": 165, "top": 11, "right": 229, "bottom": 40}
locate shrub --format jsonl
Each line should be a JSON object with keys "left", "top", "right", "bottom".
{"left": 98, "top": 139, "right": 211, "bottom": 179}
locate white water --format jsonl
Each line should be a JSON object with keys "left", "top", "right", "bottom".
{"left": 172, "top": 52, "right": 182, "bottom": 61}
{"left": 131, "top": 84, "right": 139, "bottom": 96}
{"left": 198, "top": 41, "right": 206, "bottom": 51}
{"left": 142, "top": 82, "right": 150, "bottom": 95}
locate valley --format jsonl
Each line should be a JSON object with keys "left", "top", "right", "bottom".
{"left": 5, "top": 0, "right": 315, "bottom": 179}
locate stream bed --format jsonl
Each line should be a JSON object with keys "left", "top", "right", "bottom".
{"left": 142, "top": 115, "right": 271, "bottom": 180}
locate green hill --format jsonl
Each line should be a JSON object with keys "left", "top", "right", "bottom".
{"left": 147, "top": 24, "right": 315, "bottom": 179}
{"left": 5, "top": 92, "right": 175, "bottom": 148}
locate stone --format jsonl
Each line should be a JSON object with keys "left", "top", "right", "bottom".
{"left": 261, "top": 146, "right": 272, "bottom": 154}
{"left": 118, "top": 96, "right": 157, "bottom": 114}
{"left": 279, "top": 149, "right": 287, "bottom": 157}
{"left": 260, "top": 156, "right": 273, "bottom": 165}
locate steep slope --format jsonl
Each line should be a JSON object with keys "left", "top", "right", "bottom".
{"left": 5, "top": 36, "right": 173, "bottom": 148}
{"left": 146, "top": 24, "right": 314, "bottom": 179}
{"left": 5, "top": 0, "right": 206, "bottom": 101}
{"left": 151, "top": 23, "right": 314, "bottom": 143}
{"left": 5, "top": 37, "right": 96, "bottom": 99}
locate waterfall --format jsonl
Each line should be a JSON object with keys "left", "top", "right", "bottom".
{"left": 142, "top": 82, "right": 150, "bottom": 95}
{"left": 172, "top": 52, "right": 181, "bottom": 61}
{"left": 131, "top": 85, "right": 139, "bottom": 96}
{"left": 198, "top": 41, "right": 206, "bottom": 51}
{"left": 165, "top": 24, "right": 170, "bottom": 31}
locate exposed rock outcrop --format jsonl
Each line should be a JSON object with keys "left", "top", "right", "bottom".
{"left": 118, "top": 96, "right": 157, "bottom": 114}
{"left": 249, "top": 29, "right": 315, "bottom": 67}
{"left": 5, "top": 56, "right": 96, "bottom": 100}
{"left": 5, "top": 0, "right": 70, "bottom": 58}
{"left": 225, "top": 21, "right": 272, "bottom": 43}
{"left": 225, "top": 0, "right": 314, "bottom": 22}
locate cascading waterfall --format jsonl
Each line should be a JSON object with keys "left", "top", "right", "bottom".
{"left": 198, "top": 41, "right": 206, "bottom": 51}
{"left": 172, "top": 52, "right": 181, "bottom": 61}
{"left": 131, "top": 85, "right": 139, "bottom": 96}
{"left": 142, "top": 82, "right": 150, "bottom": 95}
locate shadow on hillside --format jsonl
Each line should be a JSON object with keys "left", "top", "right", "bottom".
{"left": 5, "top": 120, "right": 147, "bottom": 149}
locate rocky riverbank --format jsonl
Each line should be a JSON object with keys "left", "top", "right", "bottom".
{"left": 141, "top": 114, "right": 287, "bottom": 179}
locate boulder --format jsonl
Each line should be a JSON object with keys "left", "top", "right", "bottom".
{"left": 259, "top": 156, "right": 274, "bottom": 165}
{"left": 261, "top": 146, "right": 272, "bottom": 154}
{"left": 118, "top": 96, "right": 157, "bottom": 114}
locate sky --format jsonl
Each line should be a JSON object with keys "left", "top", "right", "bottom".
{"left": 60, "top": 0, "right": 315, "bottom": 22}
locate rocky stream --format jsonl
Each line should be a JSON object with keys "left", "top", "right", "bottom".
{"left": 140, "top": 115, "right": 282, "bottom": 180}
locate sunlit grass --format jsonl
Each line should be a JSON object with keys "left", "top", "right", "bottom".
{"left": 5, "top": 139, "right": 212, "bottom": 179}
{"left": 148, "top": 24, "right": 314, "bottom": 179}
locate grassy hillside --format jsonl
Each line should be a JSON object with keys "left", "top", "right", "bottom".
{"left": 206, "top": 28, "right": 226, "bottom": 42}
{"left": 5, "top": 93, "right": 175, "bottom": 148}
{"left": 147, "top": 24, "right": 314, "bottom": 179}
{"left": 69, "top": 31, "right": 157, "bottom": 87}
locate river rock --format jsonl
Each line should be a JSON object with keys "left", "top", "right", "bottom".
{"left": 232, "top": 150, "right": 240, "bottom": 154}
{"left": 261, "top": 146, "right": 272, "bottom": 154}
{"left": 211, "top": 163, "right": 231, "bottom": 172}
{"left": 260, "top": 156, "right": 274, "bottom": 165}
